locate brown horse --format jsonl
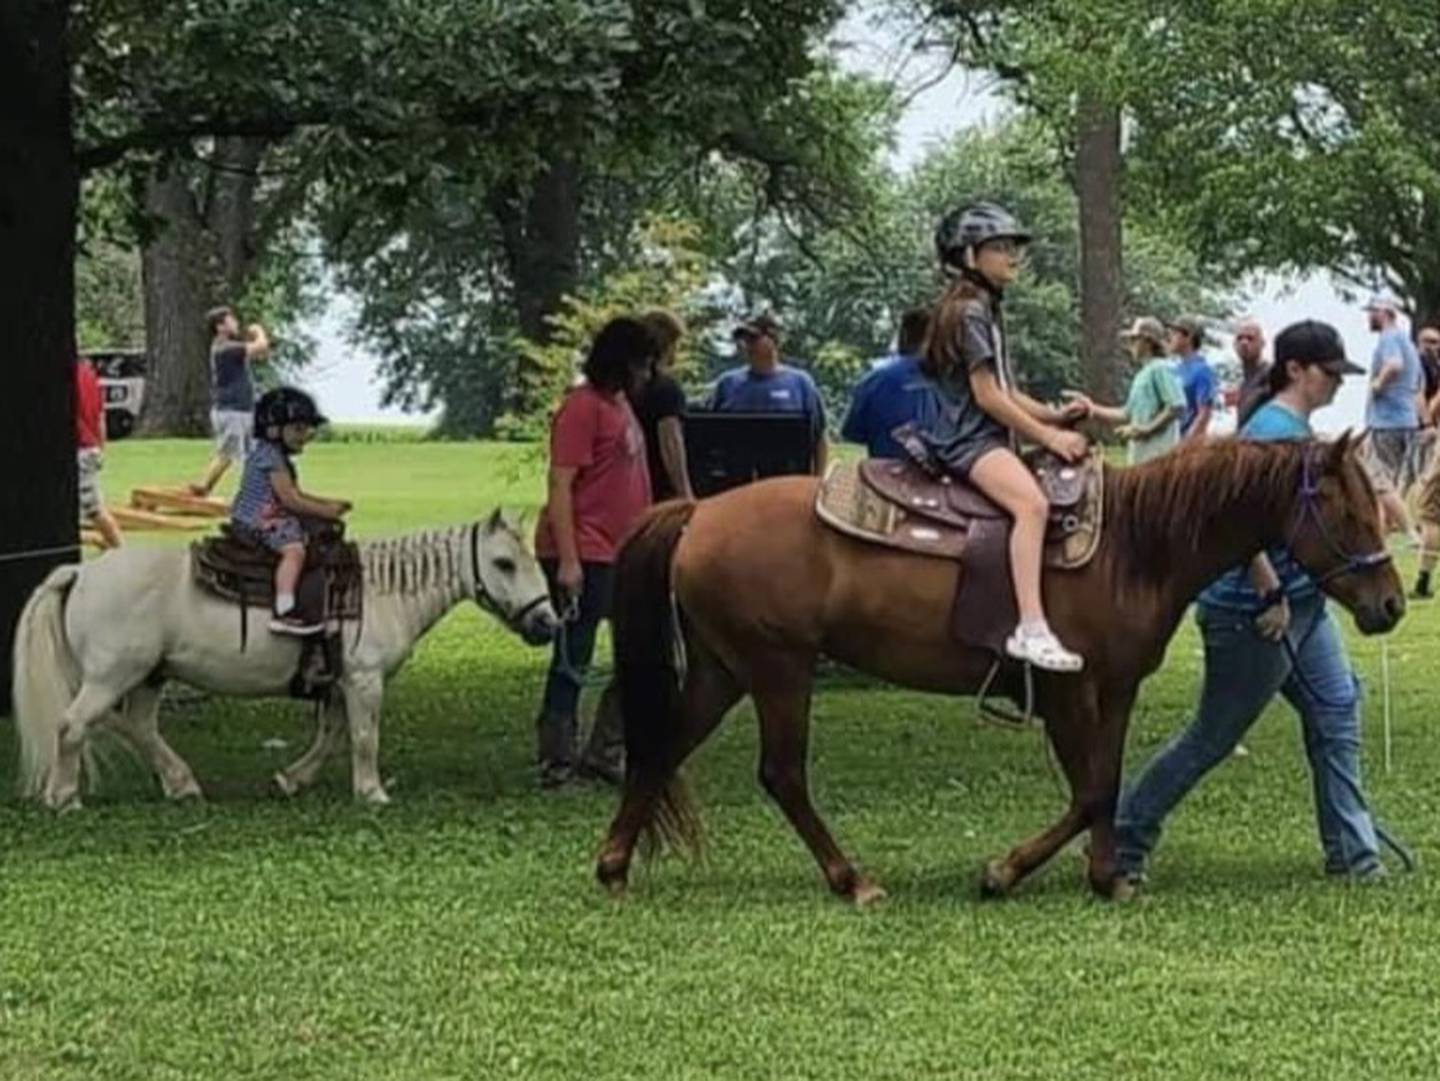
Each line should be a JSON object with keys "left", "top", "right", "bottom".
{"left": 595, "top": 436, "right": 1404, "bottom": 904}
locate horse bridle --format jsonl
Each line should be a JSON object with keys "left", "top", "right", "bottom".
{"left": 469, "top": 523, "right": 551, "bottom": 632}
{"left": 1286, "top": 448, "right": 1392, "bottom": 587}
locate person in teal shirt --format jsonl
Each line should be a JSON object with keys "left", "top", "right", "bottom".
{"left": 1087, "top": 316, "right": 1185, "bottom": 463}
{"left": 1116, "top": 320, "right": 1396, "bottom": 886}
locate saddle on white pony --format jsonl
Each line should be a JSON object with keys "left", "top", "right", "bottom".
{"left": 191, "top": 521, "right": 365, "bottom": 699}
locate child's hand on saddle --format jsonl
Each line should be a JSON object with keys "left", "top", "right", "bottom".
{"left": 1044, "top": 428, "right": 1089, "bottom": 463}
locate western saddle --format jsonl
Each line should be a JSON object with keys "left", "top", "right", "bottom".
{"left": 815, "top": 443, "right": 1104, "bottom": 656}
{"left": 191, "top": 521, "right": 364, "bottom": 699}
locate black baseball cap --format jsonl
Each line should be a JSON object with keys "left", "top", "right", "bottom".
{"left": 1274, "top": 320, "right": 1363, "bottom": 376}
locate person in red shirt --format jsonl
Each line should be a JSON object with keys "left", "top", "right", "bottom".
{"left": 533, "top": 317, "right": 659, "bottom": 788}
{"left": 75, "top": 353, "right": 123, "bottom": 549}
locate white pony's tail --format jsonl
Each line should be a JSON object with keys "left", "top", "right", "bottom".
{"left": 13, "top": 564, "right": 82, "bottom": 799}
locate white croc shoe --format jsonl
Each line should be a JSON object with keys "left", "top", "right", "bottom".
{"left": 1005, "top": 625, "right": 1084, "bottom": 672}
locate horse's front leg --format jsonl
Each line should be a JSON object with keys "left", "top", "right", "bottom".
{"left": 273, "top": 695, "right": 347, "bottom": 798}
{"left": 980, "top": 679, "right": 1120, "bottom": 898}
{"left": 340, "top": 671, "right": 389, "bottom": 805}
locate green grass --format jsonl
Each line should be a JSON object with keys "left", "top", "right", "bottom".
{"left": 4, "top": 438, "right": 1440, "bottom": 1080}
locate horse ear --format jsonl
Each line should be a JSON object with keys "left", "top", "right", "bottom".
{"left": 486, "top": 507, "right": 504, "bottom": 533}
{"left": 1326, "top": 430, "right": 1354, "bottom": 473}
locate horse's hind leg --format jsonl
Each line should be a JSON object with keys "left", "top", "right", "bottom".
{"left": 274, "top": 698, "right": 346, "bottom": 798}
{"left": 107, "top": 682, "right": 203, "bottom": 801}
{"left": 597, "top": 648, "right": 741, "bottom": 892}
{"left": 46, "top": 681, "right": 128, "bottom": 810}
{"left": 753, "top": 658, "right": 884, "bottom": 906}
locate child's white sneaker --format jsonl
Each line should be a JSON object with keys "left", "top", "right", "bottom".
{"left": 1005, "top": 623, "right": 1083, "bottom": 672}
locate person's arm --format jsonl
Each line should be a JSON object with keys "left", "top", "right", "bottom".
{"left": 271, "top": 470, "right": 347, "bottom": 520}
{"left": 656, "top": 416, "right": 695, "bottom": 500}
{"left": 813, "top": 432, "right": 829, "bottom": 476}
{"left": 1124, "top": 404, "right": 1183, "bottom": 438}
{"left": 244, "top": 324, "right": 270, "bottom": 362}
{"left": 1182, "top": 404, "right": 1212, "bottom": 442}
{"left": 1088, "top": 402, "right": 1130, "bottom": 427}
{"left": 1247, "top": 552, "right": 1289, "bottom": 640}
{"left": 971, "top": 370, "right": 1087, "bottom": 461}
{"left": 839, "top": 378, "right": 871, "bottom": 445}
{"left": 1372, "top": 357, "right": 1402, "bottom": 394}
{"left": 546, "top": 465, "right": 583, "bottom": 592}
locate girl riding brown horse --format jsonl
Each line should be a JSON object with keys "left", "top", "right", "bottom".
{"left": 595, "top": 435, "right": 1402, "bottom": 904}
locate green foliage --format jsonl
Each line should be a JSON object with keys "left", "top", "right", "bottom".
{"left": 3, "top": 436, "right": 1439, "bottom": 1080}
{"left": 500, "top": 217, "right": 714, "bottom": 440}
{"left": 917, "top": 0, "right": 1440, "bottom": 314}
{"left": 74, "top": 240, "right": 142, "bottom": 350}
{"left": 699, "top": 116, "right": 1230, "bottom": 408}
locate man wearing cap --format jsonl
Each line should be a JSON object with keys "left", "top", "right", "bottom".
{"left": 1087, "top": 316, "right": 1184, "bottom": 464}
{"left": 1232, "top": 317, "right": 1270, "bottom": 428}
{"left": 840, "top": 306, "right": 935, "bottom": 458}
{"left": 709, "top": 312, "right": 828, "bottom": 474}
{"left": 1167, "top": 315, "right": 1217, "bottom": 443}
{"left": 1362, "top": 291, "right": 1422, "bottom": 540}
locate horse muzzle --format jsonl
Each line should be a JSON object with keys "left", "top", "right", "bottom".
{"left": 1354, "top": 593, "right": 1405, "bottom": 636}
{"left": 520, "top": 603, "right": 561, "bottom": 646}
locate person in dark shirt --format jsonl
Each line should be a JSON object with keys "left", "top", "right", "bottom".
{"left": 632, "top": 309, "right": 695, "bottom": 501}
{"left": 840, "top": 307, "right": 935, "bottom": 458}
{"left": 191, "top": 306, "right": 270, "bottom": 496}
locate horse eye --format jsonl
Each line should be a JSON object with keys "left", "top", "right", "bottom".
{"left": 494, "top": 558, "right": 517, "bottom": 575}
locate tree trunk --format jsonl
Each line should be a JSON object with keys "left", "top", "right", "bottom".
{"left": 494, "top": 154, "right": 582, "bottom": 343}
{"left": 139, "top": 167, "right": 213, "bottom": 435}
{"left": 139, "top": 138, "right": 266, "bottom": 435}
{"left": 0, "top": 2, "right": 79, "bottom": 712}
{"left": 1075, "top": 94, "right": 1124, "bottom": 404}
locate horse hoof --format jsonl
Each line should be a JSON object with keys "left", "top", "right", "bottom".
{"left": 851, "top": 879, "right": 888, "bottom": 908}
{"left": 979, "top": 859, "right": 1014, "bottom": 900}
{"left": 169, "top": 787, "right": 205, "bottom": 805}
{"left": 272, "top": 771, "right": 299, "bottom": 799}
{"left": 596, "top": 855, "right": 630, "bottom": 896}
{"left": 1108, "top": 876, "right": 1139, "bottom": 903}
{"left": 357, "top": 788, "right": 391, "bottom": 807}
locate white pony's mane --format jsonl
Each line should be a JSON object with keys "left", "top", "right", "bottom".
{"left": 359, "top": 525, "right": 473, "bottom": 596}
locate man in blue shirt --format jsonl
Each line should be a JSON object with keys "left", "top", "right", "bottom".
{"left": 1363, "top": 291, "right": 1422, "bottom": 540}
{"left": 709, "top": 312, "right": 828, "bottom": 474}
{"left": 1166, "top": 314, "right": 1216, "bottom": 443}
{"left": 840, "top": 307, "right": 934, "bottom": 458}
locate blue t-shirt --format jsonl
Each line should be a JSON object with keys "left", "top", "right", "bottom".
{"left": 708, "top": 362, "right": 826, "bottom": 436}
{"left": 1198, "top": 400, "right": 1318, "bottom": 610}
{"left": 232, "top": 440, "right": 296, "bottom": 529}
{"left": 211, "top": 340, "right": 255, "bottom": 412}
{"left": 1367, "top": 328, "right": 1421, "bottom": 430}
{"left": 1175, "top": 353, "right": 1217, "bottom": 435}
{"left": 840, "top": 353, "right": 937, "bottom": 458}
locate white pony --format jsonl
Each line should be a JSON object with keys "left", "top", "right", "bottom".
{"left": 12, "top": 510, "right": 559, "bottom": 809}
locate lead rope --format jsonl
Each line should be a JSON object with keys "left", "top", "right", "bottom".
{"left": 975, "top": 658, "right": 1067, "bottom": 800}
{"left": 553, "top": 592, "right": 613, "bottom": 690}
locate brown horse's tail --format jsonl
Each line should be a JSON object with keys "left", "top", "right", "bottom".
{"left": 612, "top": 500, "right": 703, "bottom": 861}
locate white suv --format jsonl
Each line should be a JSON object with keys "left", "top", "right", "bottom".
{"left": 88, "top": 348, "right": 146, "bottom": 439}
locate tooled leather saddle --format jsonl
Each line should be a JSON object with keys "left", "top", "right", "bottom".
{"left": 191, "top": 521, "right": 364, "bottom": 699}
{"left": 815, "top": 440, "right": 1104, "bottom": 655}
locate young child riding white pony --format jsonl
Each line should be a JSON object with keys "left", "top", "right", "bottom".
{"left": 13, "top": 505, "right": 559, "bottom": 811}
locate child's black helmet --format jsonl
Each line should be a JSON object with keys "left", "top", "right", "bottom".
{"left": 254, "top": 387, "right": 328, "bottom": 432}
{"left": 935, "top": 202, "right": 1032, "bottom": 270}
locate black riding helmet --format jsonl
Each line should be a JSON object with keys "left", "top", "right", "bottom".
{"left": 254, "top": 387, "right": 328, "bottom": 436}
{"left": 935, "top": 202, "right": 1033, "bottom": 273}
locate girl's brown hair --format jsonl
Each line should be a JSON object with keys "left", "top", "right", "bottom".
{"left": 921, "top": 277, "right": 985, "bottom": 381}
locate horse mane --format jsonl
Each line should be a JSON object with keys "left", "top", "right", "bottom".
{"left": 1104, "top": 439, "right": 1307, "bottom": 584}
{"left": 359, "top": 525, "right": 471, "bottom": 596}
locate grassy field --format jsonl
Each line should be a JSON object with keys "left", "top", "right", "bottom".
{"left": 3, "top": 438, "right": 1439, "bottom": 1080}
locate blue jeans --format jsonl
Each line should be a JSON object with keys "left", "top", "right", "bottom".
{"left": 1115, "top": 594, "right": 1382, "bottom": 878}
{"left": 536, "top": 560, "right": 615, "bottom": 764}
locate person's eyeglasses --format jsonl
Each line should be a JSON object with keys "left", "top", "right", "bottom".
{"left": 983, "top": 239, "right": 1024, "bottom": 257}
